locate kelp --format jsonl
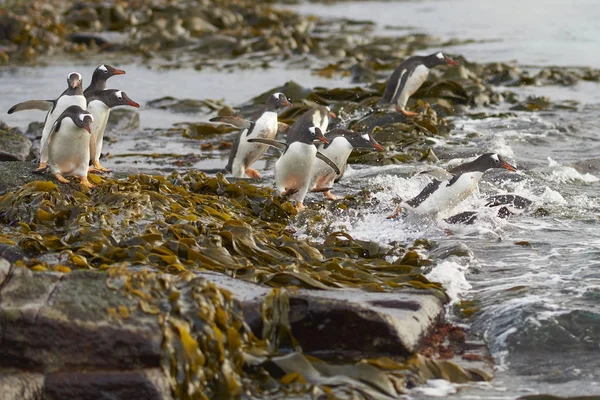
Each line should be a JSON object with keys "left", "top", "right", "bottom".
{"left": 0, "top": 171, "right": 443, "bottom": 295}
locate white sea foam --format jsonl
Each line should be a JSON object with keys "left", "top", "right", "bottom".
{"left": 411, "top": 379, "right": 457, "bottom": 396}
{"left": 425, "top": 260, "right": 472, "bottom": 304}
{"left": 544, "top": 157, "right": 599, "bottom": 183}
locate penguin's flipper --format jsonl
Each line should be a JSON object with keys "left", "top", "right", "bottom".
{"left": 209, "top": 116, "right": 252, "bottom": 129}
{"left": 277, "top": 122, "right": 290, "bottom": 134}
{"left": 316, "top": 151, "right": 341, "bottom": 175}
{"left": 39, "top": 119, "right": 62, "bottom": 158}
{"left": 247, "top": 138, "right": 288, "bottom": 151}
{"left": 8, "top": 100, "right": 55, "bottom": 114}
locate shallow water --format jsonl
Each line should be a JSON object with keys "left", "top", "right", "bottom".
{"left": 2, "top": 1, "right": 600, "bottom": 398}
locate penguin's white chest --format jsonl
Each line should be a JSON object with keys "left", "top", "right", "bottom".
{"left": 231, "top": 112, "right": 278, "bottom": 176}
{"left": 47, "top": 119, "right": 91, "bottom": 177}
{"left": 410, "top": 172, "right": 483, "bottom": 215}
{"left": 275, "top": 142, "right": 317, "bottom": 200}
{"left": 87, "top": 101, "right": 111, "bottom": 160}
{"left": 40, "top": 94, "right": 87, "bottom": 162}
{"left": 395, "top": 65, "right": 430, "bottom": 108}
{"left": 312, "top": 138, "right": 352, "bottom": 188}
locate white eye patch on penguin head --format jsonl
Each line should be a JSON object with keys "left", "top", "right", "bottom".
{"left": 116, "top": 90, "right": 123, "bottom": 100}
{"left": 436, "top": 52, "right": 444, "bottom": 60}
{"left": 491, "top": 154, "right": 500, "bottom": 163}
{"left": 99, "top": 65, "right": 108, "bottom": 73}
{"left": 79, "top": 113, "right": 94, "bottom": 123}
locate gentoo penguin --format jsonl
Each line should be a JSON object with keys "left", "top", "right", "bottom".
{"left": 311, "top": 128, "right": 384, "bottom": 200}
{"left": 8, "top": 72, "right": 87, "bottom": 172}
{"left": 85, "top": 89, "right": 140, "bottom": 172}
{"left": 378, "top": 52, "right": 459, "bottom": 117}
{"left": 209, "top": 93, "right": 292, "bottom": 179}
{"left": 6, "top": 65, "right": 125, "bottom": 114}
{"left": 387, "top": 153, "right": 516, "bottom": 218}
{"left": 84, "top": 65, "right": 126, "bottom": 95}
{"left": 286, "top": 105, "right": 336, "bottom": 144}
{"left": 247, "top": 127, "right": 340, "bottom": 211}
{"left": 42, "top": 105, "right": 95, "bottom": 188}
{"left": 445, "top": 194, "right": 532, "bottom": 225}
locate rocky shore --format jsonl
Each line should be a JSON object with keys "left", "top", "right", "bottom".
{"left": 2, "top": 0, "right": 596, "bottom": 398}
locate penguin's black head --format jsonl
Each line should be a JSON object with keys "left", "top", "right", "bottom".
{"left": 67, "top": 72, "right": 83, "bottom": 89}
{"left": 95, "top": 64, "right": 126, "bottom": 79}
{"left": 74, "top": 110, "right": 94, "bottom": 134}
{"left": 425, "top": 52, "right": 459, "bottom": 68}
{"left": 474, "top": 153, "right": 517, "bottom": 172}
{"left": 346, "top": 130, "right": 384, "bottom": 151}
{"left": 107, "top": 90, "right": 140, "bottom": 108}
{"left": 307, "top": 126, "right": 328, "bottom": 145}
{"left": 318, "top": 105, "right": 336, "bottom": 119}
{"left": 268, "top": 92, "right": 293, "bottom": 110}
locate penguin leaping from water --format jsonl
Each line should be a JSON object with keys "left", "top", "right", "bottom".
{"left": 378, "top": 52, "right": 459, "bottom": 117}
{"left": 387, "top": 153, "right": 516, "bottom": 219}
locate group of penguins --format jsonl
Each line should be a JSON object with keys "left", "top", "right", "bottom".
{"left": 8, "top": 65, "right": 139, "bottom": 187}
{"left": 8, "top": 52, "right": 530, "bottom": 222}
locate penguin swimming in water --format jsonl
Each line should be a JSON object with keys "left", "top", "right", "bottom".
{"left": 311, "top": 127, "right": 384, "bottom": 200}
{"left": 210, "top": 92, "right": 292, "bottom": 179}
{"left": 8, "top": 72, "right": 87, "bottom": 172}
{"left": 42, "top": 105, "right": 95, "bottom": 188}
{"left": 387, "top": 153, "right": 516, "bottom": 218}
{"left": 85, "top": 89, "right": 140, "bottom": 173}
{"left": 247, "top": 127, "right": 340, "bottom": 211}
{"left": 378, "top": 52, "right": 459, "bottom": 117}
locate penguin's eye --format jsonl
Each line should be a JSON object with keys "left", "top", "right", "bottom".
{"left": 494, "top": 158, "right": 499, "bottom": 163}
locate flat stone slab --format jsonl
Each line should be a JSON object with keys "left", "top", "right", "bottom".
{"left": 199, "top": 271, "right": 445, "bottom": 357}
{"left": 0, "top": 129, "right": 31, "bottom": 162}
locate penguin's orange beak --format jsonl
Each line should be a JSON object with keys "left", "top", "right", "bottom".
{"left": 445, "top": 58, "right": 460, "bottom": 66}
{"left": 127, "top": 100, "right": 140, "bottom": 108}
{"left": 372, "top": 142, "right": 384, "bottom": 151}
{"left": 329, "top": 111, "right": 336, "bottom": 118}
{"left": 84, "top": 125, "right": 92, "bottom": 134}
{"left": 283, "top": 99, "right": 292, "bottom": 108}
{"left": 113, "top": 68, "right": 126, "bottom": 75}
{"left": 318, "top": 136, "right": 329, "bottom": 145}
{"left": 501, "top": 162, "right": 517, "bottom": 172}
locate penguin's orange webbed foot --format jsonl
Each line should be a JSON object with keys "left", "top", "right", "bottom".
{"left": 245, "top": 167, "right": 261, "bottom": 179}
{"left": 34, "top": 163, "right": 48, "bottom": 174}
{"left": 324, "top": 190, "right": 338, "bottom": 200}
{"left": 396, "top": 107, "right": 419, "bottom": 117}
{"left": 386, "top": 205, "right": 403, "bottom": 219}
{"left": 54, "top": 173, "right": 70, "bottom": 184}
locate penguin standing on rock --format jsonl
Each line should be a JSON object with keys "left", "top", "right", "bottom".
{"left": 42, "top": 105, "right": 95, "bottom": 188}
{"left": 387, "top": 153, "right": 516, "bottom": 218}
{"left": 248, "top": 127, "right": 340, "bottom": 211}
{"left": 311, "top": 128, "right": 384, "bottom": 200}
{"left": 378, "top": 52, "right": 459, "bottom": 117}
{"left": 8, "top": 72, "right": 87, "bottom": 172}
{"left": 210, "top": 92, "right": 292, "bottom": 179}
{"left": 85, "top": 89, "right": 140, "bottom": 173}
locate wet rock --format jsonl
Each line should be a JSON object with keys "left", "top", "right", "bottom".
{"left": 146, "top": 96, "right": 223, "bottom": 114}
{"left": 0, "top": 161, "right": 45, "bottom": 193}
{"left": 106, "top": 108, "right": 140, "bottom": 133}
{"left": 199, "top": 272, "right": 445, "bottom": 357}
{"left": 0, "top": 266, "right": 245, "bottom": 398}
{"left": 0, "top": 373, "right": 44, "bottom": 400}
{"left": 0, "top": 125, "right": 32, "bottom": 161}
